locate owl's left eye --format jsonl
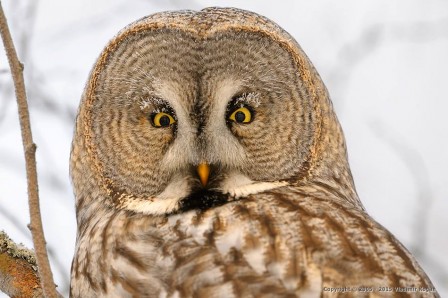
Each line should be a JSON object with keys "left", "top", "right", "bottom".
{"left": 227, "top": 106, "right": 253, "bottom": 124}
{"left": 151, "top": 112, "right": 176, "bottom": 127}
{"left": 229, "top": 107, "right": 252, "bottom": 123}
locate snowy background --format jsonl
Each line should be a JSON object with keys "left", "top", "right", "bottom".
{"left": 1, "top": 0, "right": 447, "bottom": 296}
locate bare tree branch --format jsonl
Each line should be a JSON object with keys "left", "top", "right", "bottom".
{"left": 0, "top": 2, "right": 59, "bottom": 297}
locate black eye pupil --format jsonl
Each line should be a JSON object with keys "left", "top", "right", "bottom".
{"left": 234, "top": 111, "right": 246, "bottom": 123}
{"left": 159, "top": 115, "right": 170, "bottom": 126}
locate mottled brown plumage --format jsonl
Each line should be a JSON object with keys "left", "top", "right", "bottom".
{"left": 70, "top": 7, "right": 438, "bottom": 297}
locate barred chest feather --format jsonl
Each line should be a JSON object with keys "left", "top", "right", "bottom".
{"left": 70, "top": 188, "right": 435, "bottom": 298}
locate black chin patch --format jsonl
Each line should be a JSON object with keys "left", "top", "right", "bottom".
{"left": 177, "top": 189, "right": 229, "bottom": 213}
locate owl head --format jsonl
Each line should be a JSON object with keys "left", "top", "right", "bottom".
{"left": 70, "top": 7, "right": 360, "bottom": 218}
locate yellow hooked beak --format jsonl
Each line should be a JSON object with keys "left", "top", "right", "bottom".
{"left": 196, "top": 163, "right": 210, "bottom": 187}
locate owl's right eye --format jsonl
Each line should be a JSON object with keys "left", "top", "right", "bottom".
{"left": 151, "top": 112, "right": 176, "bottom": 127}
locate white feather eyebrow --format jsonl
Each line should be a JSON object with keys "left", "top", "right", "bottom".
{"left": 233, "top": 92, "right": 262, "bottom": 108}
{"left": 139, "top": 97, "right": 172, "bottom": 111}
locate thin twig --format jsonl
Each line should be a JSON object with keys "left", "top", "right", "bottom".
{"left": 0, "top": 2, "right": 59, "bottom": 297}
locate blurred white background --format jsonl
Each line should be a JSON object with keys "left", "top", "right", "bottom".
{"left": 1, "top": 0, "right": 447, "bottom": 296}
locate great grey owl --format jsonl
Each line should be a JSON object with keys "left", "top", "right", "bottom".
{"left": 70, "top": 7, "right": 438, "bottom": 297}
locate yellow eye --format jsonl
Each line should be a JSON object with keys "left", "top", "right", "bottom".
{"left": 152, "top": 112, "right": 175, "bottom": 127}
{"left": 229, "top": 107, "right": 252, "bottom": 123}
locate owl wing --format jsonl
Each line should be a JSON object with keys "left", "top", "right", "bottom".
{"left": 158, "top": 188, "right": 438, "bottom": 297}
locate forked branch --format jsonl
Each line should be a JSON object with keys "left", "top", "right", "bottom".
{"left": 0, "top": 2, "right": 59, "bottom": 297}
